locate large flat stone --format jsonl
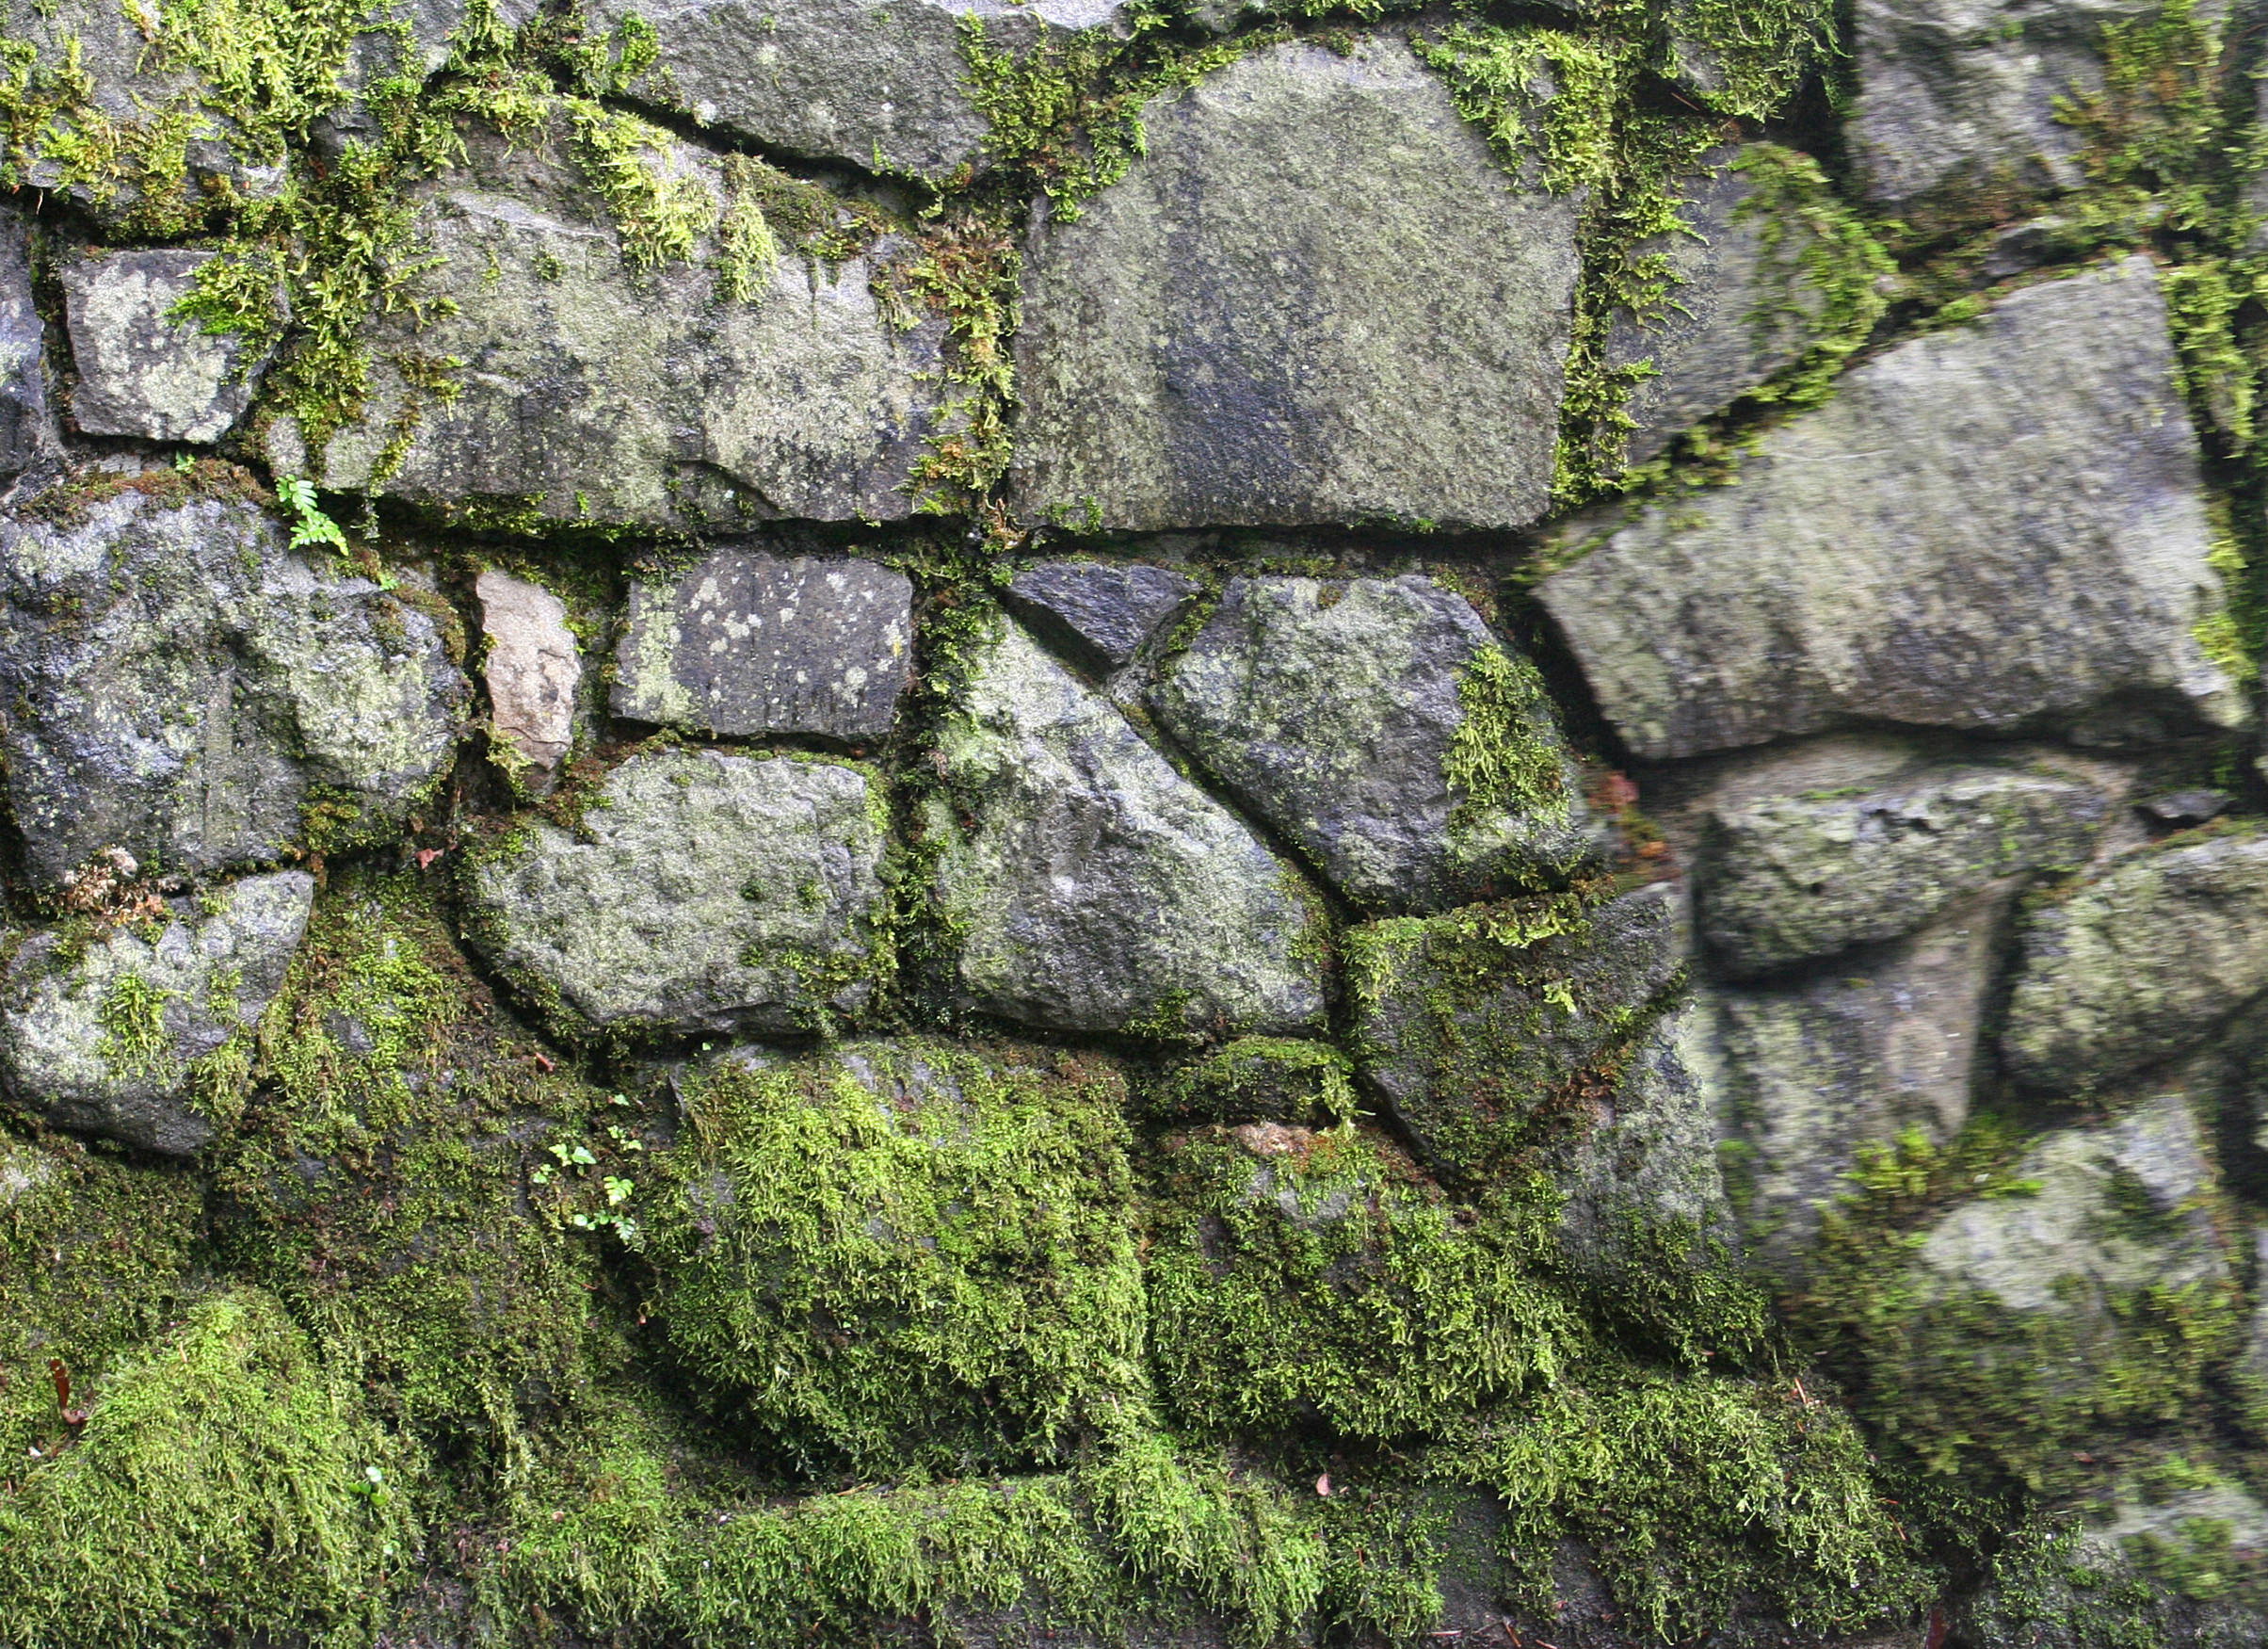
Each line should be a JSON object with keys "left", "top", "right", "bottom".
{"left": 62, "top": 250, "right": 275, "bottom": 445}
{"left": 0, "top": 482, "right": 468, "bottom": 891}
{"left": 930, "top": 617, "right": 1328, "bottom": 1040}
{"left": 1009, "top": 34, "right": 1581, "bottom": 531}
{"left": 1538, "top": 258, "right": 2241, "bottom": 761}
{"left": 1004, "top": 559, "right": 1197, "bottom": 674}
{"left": 0, "top": 209, "right": 50, "bottom": 484}
{"left": 585, "top": 0, "right": 1125, "bottom": 179}
{"left": 1151, "top": 574, "right": 1596, "bottom": 913}
{"left": 467, "top": 747, "right": 891, "bottom": 1042}
{"left": 273, "top": 120, "right": 948, "bottom": 531}
{"left": 0, "top": 869, "right": 314, "bottom": 1155}
{"left": 612, "top": 548, "right": 914, "bottom": 741}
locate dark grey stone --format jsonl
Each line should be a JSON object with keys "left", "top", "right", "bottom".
{"left": 613, "top": 549, "right": 914, "bottom": 741}
{"left": 1539, "top": 258, "right": 2242, "bottom": 761}
{"left": 1004, "top": 560, "right": 1196, "bottom": 672}
{"left": 2138, "top": 788, "right": 2231, "bottom": 828}
{"left": 0, "top": 484, "right": 467, "bottom": 891}
{"left": 0, "top": 869, "right": 314, "bottom": 1155}
{"left": 62, "top": 249, "right": 277, "bottom": 444}
{"left": 0, "top": 209, "right": 50, "bottom": 484}
{"left": 1009, "top": 33, "right": 1582, "bottom": 532}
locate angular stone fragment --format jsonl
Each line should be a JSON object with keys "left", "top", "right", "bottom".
{"left": 0, "top": 210, "right": 51, "bottom": 483}
{"left": 1712, "top": 892, "right": 2004, "bottom": 1270}
{"left": 1010, "top": 35, "right": 1582, "bottom": 531}
{"left": 276, "top": 120, "right": 947, "bottom": 531}
{"left": 1345, "top": 883, "right": 1681, "bottom": 1181}
{"left": 0, "top": 870, "right": 315, "bottom": 1155}
{"left": 467, "top": 747, "right": 890, "bottom": 1041}
{"left": 0, "top": 484, "right": 467, "bottom": 891}
{"left": 586, "top": 0, "right": 1125, "bottom": 178}
{"left": 930, "top": 618, "right": 1327, "bottom": 1039}
{"left": 1698, "top": 761, "right": 2112, "bottom": 975}
{"left": 1153, "top": 575, "right": 1595, "bottom": 913}
{"left": 1004, "top": 559, "right": 1197, "bottom": 673}
{"left": 1539, "top": 259, "right": 2241, "bottom": 760}
{"left": 62, "top": 250, "right": 275, "bottom": 444}
{"left": 612, "top": 549, "right": 913, "bottom": 740}
{"left": 475, "top": 570, "right": 581, "bottom": 789}
{"left": 2003, "top": 828, "right": 2268, "bottom": 1094}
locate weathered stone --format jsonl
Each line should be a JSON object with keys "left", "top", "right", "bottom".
{"left": 1153, "top": 574, "right": 1596, "bottom": 913}
{"left": 1711, "top": 891, "right": 2005, "bottom": 1270}
{"left": 1010, "top": 34, "right": 1582, "bottom": 532}
{"left": 1698, "top": 761, "right": 2112, "bottom": 975}
{"left": 1850, "top": 0, "right": 2198, "bottom": 209}
{"left": 0, "top": 210, "right": 50, "bottom": 483}
{"left": 467, "top": 747, "right": 890, "bottom": 1042}
{"left": 930, "top": 617, "right": 1327, "bottom": 1039}
{"left": 274, "top": 119, "right": 948, "bottom": 531}
{"left": 1539, "top": 258, "right": 2240, "bottom": 760}
{"left": 2139, "top": 787, "right": 2230, "bottom": 828}
{"left": 1004, "top": 559, "right": 1197, "bottom": 673}
{"left": 1346, "top": 883, "right": 1681, "bottom": 1182}
{"left": 2003, "top": 828, "right": 2268, "bottom": 1094}
{"left": 475, "top": 570, "right": 581, "bottom": 789}
{"left": 612, "top": 548, "right": 913, "bottom": 741}
{"left": 0, "top": 484, "right": 468, "bottom": 891}
{"left": 1605, "top": 144, "right": 1854, "bottom": 465}
{"left": 62, "top": 250, "right": 275, "bottom": 445}
{"left": 0, "top": 869, "right": 314, "bottom": 1155}
{"left": 587, "top": 0, "right": 1124, "bottom": 179}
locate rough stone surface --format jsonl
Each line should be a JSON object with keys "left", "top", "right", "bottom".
{"left": 1712, "top": 891, "right": 2006, "bottom": 1271}
{"left": 275, "top": 124, "right": 948, "bottom": 531}
{"left": 0, "top": 211, "right": 50, "bottom": 484}
{"left": 0, "top": 869, "right": 314, "bottom": 1155}
{"left": 0, "top": 486, "right": 467, "bottom": 891}
{"left": 1348, "top": 883, "right": 1682, "bottom": 1180}
{"left": 1010, "top": 34, "right": 1582, "bottom": 532}
{"left": 2003, "top": 829, "right": 2268, "bottom": 1093}
{"left": 1606, "top": 144, "right": 1842, "bottom": 463}
{"left": 612, "top": 548, "right": 914, "bottom": 741}
{"left": 1004, "top": 560, "right": 1197, "bottom": 673}
{"left": 1698, "top": 760, "right": 2113, "bottom": 975}
{"left": 475, "top": 570, "right": 581, "bottom": 788}
{"left": 1153, "top": 574, "right": 1596, "bottom": 913}
{"left": 931, "top": 617, "right": 1328, "bottom": 1040}
{"left": 468, "top": 747, "right": 889, "bottom": 1041}
{"left": 1539, "top": 258, "right": 2240, "bottom": 760}
{"left": 61, "top": 250, "right": 274, "bottom": 444}
{"left": 586, "top": 0, "right": 1125, "bottom": 179}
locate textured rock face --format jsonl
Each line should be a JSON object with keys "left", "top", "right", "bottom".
{"left": 61, "top": 250, "right": 273, "bottom": 444}
{"left": 277, "top": 127, "right": 948, "bottom": 531}
{"left": 0, "top": 211, "right": 49, "bottom": 483}
{"left": 0, "top": 486, "right": 467, "bottom": 890}
{"left": 1010, "top": 35, "right": 1582, "bottom": 531}
{"left": 613, "top": 549, "right": 914, "bottom": 740}
{"left": 1004, "top": 559, "right": 1197, "bottom": 673}
{"left": 467, "top": 747, "right": 890, "bottom": 1041}
{"left": 475, "top": 570, "right": 582, "bottom": 787}
{"left": 0, "top": 870, "right": 314, "bottom": 1155}
{"left": 1153, "top": 574, "right": 1595, "bottom": 913}
{"left": 586, "top": 0, "right": 1125, "bottom": 178}
{"left": 2003, "top": 830, "right": 2268, "bottom": 1093}
{"left": 931, "top": 618, "right": 1328, "bottom": 1039}
{"left": 1539, "top": 258, "right": 2240, "bottom": 760}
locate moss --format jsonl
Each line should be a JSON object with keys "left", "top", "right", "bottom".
{"left": 1963, "top": 1516, "right": 2178, "bottom": 1648}
{"left": 1727, "top": 144, "right": 1893, "bottom": 410}
{"left": 2058, "top": 0, "right": 2226, "bottom": 238}
{"left": 93, "top": 970, "right": 176, "bottom": 1084}
{"left": 1665, "top": 0, "right": 1838, "bottom": 121}
{"left": 1142, "top": 1035, "right": 1359, "bottom": 1127}
{"left": 1444, "top": 643, "right": 1572, "bottom": 833}
{"left": 893, "top": 209, "right": 1022, "bottom": 521}
{"left": 645, "top": 1041, "right": 1147, "bottom": 1479}
{"left": 0, "top": 1286, "right": 419, "bottom": 1649}
{"left": 564, "top": 97, "right": 719, "bottom": 270}
{"left": 1143, "top": 1124, "right": 1584, "bottom": 1441}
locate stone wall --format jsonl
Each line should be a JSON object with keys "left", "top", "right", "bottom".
{"left": 2, "top": 0, "right": 2268, "bottom": 1646}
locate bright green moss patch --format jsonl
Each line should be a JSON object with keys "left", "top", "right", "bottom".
{"left": 1728, "top": 145, "right": 1893, "bottom": 410}
{"left": 1664, "top": 0, "right": 1839, "bottom": 122}
{"left": 1141, "top": 1035, "right": 1358, "bottom": 1127}
{"left": 1145, "top": 1124, "right": 1582, "bottom": 1441}
{"left": 646, "top": 1040, "right": 1147, "bottom": 1479}
{"left": 1445, "top": 643, "right": 1573, "bottom": 833}
{"left": 0, "top": 1287, "right": 419, "bottom": 1649}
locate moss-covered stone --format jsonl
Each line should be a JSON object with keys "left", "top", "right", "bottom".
{"left": 1140, "top": 1035, "right": 1357, "bottom": 1128}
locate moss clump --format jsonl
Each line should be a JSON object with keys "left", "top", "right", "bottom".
{"left": 1663, "top": 0, "right": 1838, "bottom": 122}
{"left": 0, "top": 1287, "right": 419, "bottom": 1649}
{"left": 1727, "top": 145, "right": 1893, "bottom": 410}
{"left": 1142, "top": 1035, "right": 1358, "bottom": 1127}
{"left": 645, "top": 1041, "right": 1147, "bottom": 1478}
{"left": 1444, "top": 643, "right": 1574, "bottom": 836}
{"left": 1145, "top": 1125, "right": 1582, "bottom": 1441}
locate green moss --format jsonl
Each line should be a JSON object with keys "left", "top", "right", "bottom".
{"left": 1144, "top": 1125, "right": 1584, "bottom": 1441}
{"left": 1142, "top": 1035, "right": 1358, "bottom": 1127}
{"left": 1444, "top": 643, "right": 1571, "bottom": 833}
{"left": 0, "top": 1287, "right": 419, "bottom": 1649}
{"left": 645, "top": 1041, "right": 1147, "bottom": 1478}
{"left": 1665, "top": 0, "right": 1838, "bottom": 121}
{"left": 893, "top": 209, "right": 1022, "bottom": 520}
{"left": 93, "top": 970, "right": 176, "bottom": 1084}
{"left": 2058, "top": 0, "right": 2225, "bottom": 237}
{"left": 1727, "top": 144, "right": 1893, "bottom": 410}
{"left": 565, "top": 97, "right": 718, "bottom": 269}
{"left": 1963, "top": 1516, "right": 2177, "bottom": 1648}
